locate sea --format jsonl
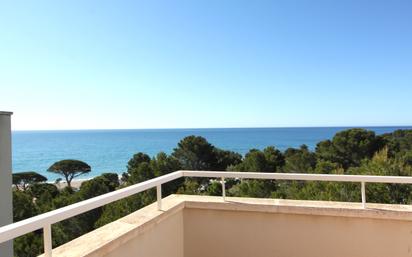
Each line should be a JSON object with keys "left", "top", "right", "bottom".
{"left": 12, "top": 127, "right": 412, "bottom": 181}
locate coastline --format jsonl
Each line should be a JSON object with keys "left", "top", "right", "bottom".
{"left": 12, "top": 127, "right": 412, "bottom": 180}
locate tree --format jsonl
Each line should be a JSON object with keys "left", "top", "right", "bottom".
{"left": 79, "top": 177, "right": 111, "bottom": 200}
{"left": 127, "top": 153, "right": 151, "bottom": 172}
{"left": 28, "top": 183, "right": 59, "bottom": 199}
{"left": 127, "top": 162, "right": 155, "bottom": 185}
{"left": 347, "top": 147, "right": 412, "bottom": 204}
{"left": 401, "top": 151, "right": 412, "bottom": 167}
{"left": 13, "top": 190, "right": 38, "bottom": 221}
{"left": 235, "top": 147, "right": 284, "bottom": 172}
{"left": 47, "top": 160, "right": 91, "bottom": 189}
{"left": 283, "top": 145, "right": 316, "bottom": 173}
{"left": 315, "top": 128, "right": 384, "bottom": 169}
{"left": 13, "top": 232, "right": 43, "bottom": 257}
{"left": 228, "top": 147, "right": 282, "bottom": 197}
{"left": 172, "top": 136, "right": 217, "bottom": 170}
{"left": 382, "top": 129, "right": 412, "bottom": 157}
{"left": 214, "top": 149, "right": 242, "bottom": 171}
{"left": 75, "top": 176, "right": 117, "bottom": 233}
{"left": 237, "top": 149, "right": 268, "bottom": 172}
{"left": 122, "top": 153, "right": 151, "bottom": 182}
{"left": 314, "top": 160, "right": 341, "bottom": 174}
{"left": 12, "top": 171, "right": 47, "bottom": 191}
{"left": 99, "top": 173, "right": 120, "bottom": 191}
{"left": 263, "top": 146, "right": 285, "bottom": 171}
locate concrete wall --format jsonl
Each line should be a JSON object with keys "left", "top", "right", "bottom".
{"left": 183, "top": 208, "right": 412, "bottom": 257}
{"left": 102, "top": 210, "right": 184, "bottom": 257}
{"left": 0, "top": 112, "right": 13, "bottom": 257}
{"left": 44, "top": 195, "right": 412, "bottom": 257}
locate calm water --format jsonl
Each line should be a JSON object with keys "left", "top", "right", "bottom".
{"left": 12, "top": 127, "right": 412, "bottom": 181}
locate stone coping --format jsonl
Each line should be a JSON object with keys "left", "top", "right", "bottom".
{"left": 40, "top": 195, "right": 412, "bottom": 257}
{"left": 184, "top": 195, "right": 412, "bottom": 221}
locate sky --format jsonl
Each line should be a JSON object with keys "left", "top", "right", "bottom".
{"left": 1, "top": 0, "right": 411, "bottom": 130}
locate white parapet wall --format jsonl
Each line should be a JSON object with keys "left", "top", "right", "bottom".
{"left": 43, "top": 194, "right": 412, "bottom": 257}
{"left": 0, "top": 111, "right": 13, "bottom": 257}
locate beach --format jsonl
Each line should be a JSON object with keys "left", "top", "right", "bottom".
{"left": 54, "top": 179, "right": 90, "bottom": 190}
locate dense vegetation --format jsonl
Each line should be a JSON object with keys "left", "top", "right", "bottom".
{"left": 12, "top": 128, "right": 412, "bottom": 257}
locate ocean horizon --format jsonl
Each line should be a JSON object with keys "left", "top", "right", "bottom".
{"left": 12, "top": 126, "right": 412, "bottom": 181}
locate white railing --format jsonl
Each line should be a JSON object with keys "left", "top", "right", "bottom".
{"left": 3, "top": 170, "right": 412, "bottom": 256}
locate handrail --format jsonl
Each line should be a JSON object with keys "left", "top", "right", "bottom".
{"left": 182, "top": 170, "right": 412, "bottom": 183}
{"left": 3, "top": 170, "right": 412, "bottom": 256}
{"left": 0, "top": 171, "right": 183, "bottom": 246}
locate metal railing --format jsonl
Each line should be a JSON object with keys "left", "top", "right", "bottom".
{"left": 2, "top": 170, "right": 412, "bottom": 256}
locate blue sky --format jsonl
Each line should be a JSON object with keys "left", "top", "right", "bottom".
{"left": 1, "top": 0, "right": 411, "bottom": 130}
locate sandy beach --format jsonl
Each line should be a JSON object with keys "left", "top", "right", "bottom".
{"left": 54, "top": 179, "right": 90, "bottom": 190}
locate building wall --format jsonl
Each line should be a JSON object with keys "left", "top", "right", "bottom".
{"left": 0, "top": 112, "right": 13, "bottom": 257}
{"left": 183, "top": 208, "right": 412, "bottom": 257}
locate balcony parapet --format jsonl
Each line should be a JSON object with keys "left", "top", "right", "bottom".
{"left": 39, "top": 194, "right": 412, "bottom": 257}
{"left": 4, "top": 170, "right": 412, "bottom": 256}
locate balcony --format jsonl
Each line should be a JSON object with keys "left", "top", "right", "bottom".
{"left": 40, "top": 194, "right": 412, "bottom": 257}
{"left": 2, "top": 171, "right": 412, "bottom": 257}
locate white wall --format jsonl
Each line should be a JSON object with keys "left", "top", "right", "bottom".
{"left": 0, "top": 112, "right": 13, "bottom": 257}
{"left": 184, "top": 208, "right": 412, "bottom": 257}
{"left": 102, "top": 211, "right": 184, "bottom": 257}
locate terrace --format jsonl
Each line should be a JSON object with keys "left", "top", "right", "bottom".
{"left": 2, "top": 170, "right": 412, "bottom": 257}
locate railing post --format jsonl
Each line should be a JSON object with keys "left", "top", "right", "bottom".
{"left": 43, "top": 224, "right": 52, "bottom": 257}
{"left": 221, "top": 177, "right": 226, "bottom": 202}
{"left": 361, "top": 181, "right": 366, "bottom": 209}
{"left": 157, "top": 185, "right": 162, "bottom": 211}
